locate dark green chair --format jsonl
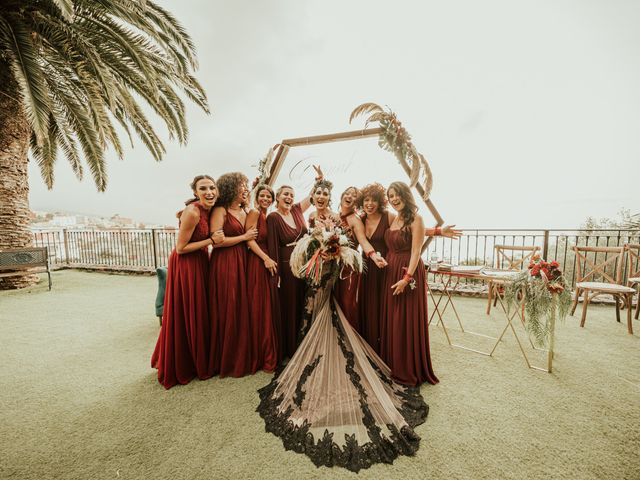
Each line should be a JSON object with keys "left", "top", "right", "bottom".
{"left": 155, "top": 267, "right": 168, "bottom": 326}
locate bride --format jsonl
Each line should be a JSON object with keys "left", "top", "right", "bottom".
{"left": 257, "top": 214, "right": 430, "bottom": 473}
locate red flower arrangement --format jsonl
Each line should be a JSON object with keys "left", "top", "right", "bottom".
{"left": 324, "top": 233, "right": 341, "bottom": 258}
{"left": 528, "top": 255, "right": 564, "bottom": 293}
{"left": 505, "top": 254, "right": 572, "bottom": 349}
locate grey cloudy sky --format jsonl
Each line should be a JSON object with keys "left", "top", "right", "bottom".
{"left": 29, "top": 0, "right": 640, "bottom": 228}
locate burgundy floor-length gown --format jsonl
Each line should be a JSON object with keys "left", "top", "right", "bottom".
{"left": 359, "top": 213, "right": 390, "bottom": 355}
{"left": 151, "top": 203, "right": 210, "bottom": 389}
{"left": 266, "top": 203, "right": 308, "bottom": 360}
{"left": 381, "top": 228, "right": 439, "bottom": 386}
{"left": 247, "top": 211, "right": 278, "bottom": 372}
{"left": 208, "top": 211, "right": 253, "bottom": 377}
{"left": 334, "top": 214, "right": 361, "bottom": 331}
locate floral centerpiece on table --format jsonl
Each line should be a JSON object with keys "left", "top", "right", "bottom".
{"left": 504, "top": 254, "right": 572, "bottom": 347}
{"left": 290, "top": 216, "right": 363, "bottom": 289}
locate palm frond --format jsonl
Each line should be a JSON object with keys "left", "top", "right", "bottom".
{"left": 407, "top": 146, "right": 420, "bottom": 187}
{"left": 30, "top": 128, "right": 57, "bottom": 189}
{"left": 349, "top": 102, "right": 383, "bottom": 124}
{"left": 418, "top": 153, "right": 433, "bottom": 199}
{"left": 113, "top": 84, "right": 166, "bottom": 161}
{"left": 51, "top": 0, "right": 74, "bottom": 21}
{"left": 145, "top": 2, "right": 198, "bottom": 69}
{"left": 0, "top": 16, "right": 51, "bottom": 145}
{"left": 55, "top": 123, "right": 83, "bottom": 180}
{"left": 1, "top": 0, "right": 209, "bottom": 190}
{"left": 366, "top": 112, "right": 386, "bottom": 124}
{"left": 180, "top": 73, "right": 210, "bottom": 113}
{"left": 63, "top": 97, "right": 107, "bottom": 189}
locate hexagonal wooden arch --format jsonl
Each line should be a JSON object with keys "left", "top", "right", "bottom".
{"left": 264, "top": 127, "right": 444, "bottom": 230}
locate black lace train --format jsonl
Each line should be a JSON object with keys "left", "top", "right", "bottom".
{"left": 257, "top": 293, "right": 429, "bottom": 473}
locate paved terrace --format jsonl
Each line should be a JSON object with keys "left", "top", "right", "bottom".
{"left": 1, "top": 270, "right": 638, "bottom": 480}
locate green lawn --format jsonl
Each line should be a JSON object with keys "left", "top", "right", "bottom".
{"left": 1, "top": 270, "right": 638, "bottom": 480}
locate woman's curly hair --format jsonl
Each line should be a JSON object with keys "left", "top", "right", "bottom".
{"left": 357, "top": 182, "right": 387, "bottom": 212}
{"left": 216, "top": 172, "right": 248, "bottom": 208}
{"left": 309, "top": 179, "right": 334, "bottom": 206}
{"left": 388, "top": 181, "right": 418, "bottom": 236}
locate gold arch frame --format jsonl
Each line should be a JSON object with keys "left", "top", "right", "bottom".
{"left": 264, "top": 127, "right": 444, "bottom": 230}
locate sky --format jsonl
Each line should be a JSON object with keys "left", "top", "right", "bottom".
{"left": 28, "top": 0, "right": 640, "bottom": 229}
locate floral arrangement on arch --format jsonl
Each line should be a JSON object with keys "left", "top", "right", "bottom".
{"left": 290, "top": 216, "right": 363, "bottom": 288}
{"left": 349, "top": 102, "right": 433, "bottom": 202}
{"left": 504, "top": 254, "right": 573, "bottom": 347}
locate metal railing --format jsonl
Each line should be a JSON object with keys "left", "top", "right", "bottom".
{"left": 31, "top": 228, "right": 640, "bottom": 286}
{"left": 426, "top": 229, "right": 640, "bottom": 288}
{"left": 32, "top": 228, "right": 177, "bottom": 271}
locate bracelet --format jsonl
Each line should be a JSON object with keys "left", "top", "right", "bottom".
{"left": 366, "top": 250, "right": 376, "bottom": 258}
{"left": 401, "top": 267, "right": 413, "bottom": 283}
{"left": 434, "top": 226, "right": 442, "bottom": 236}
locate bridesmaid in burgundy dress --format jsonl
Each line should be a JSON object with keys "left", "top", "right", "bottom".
{"left": 381, "top": 181, "right": 439, "bottom": 386}
{"left": 335, "top": 186, "right": 386, "bottom": 331}
{"left": 208, "top": 172, "right": 258, "bottom": 377}
{"left": 151, "top": 175, "right": 225, "bottom": 389}
{"left": 358, "top": 183, "right": 391, "bottom": 354}
{"left": 360, "top": 182, "right": 462, "bottom": 356}
{"left": 245, "top": 184, "right": 278, "bottom": 372}
{"left": 267, "top": 167, "right": 322, "bottom": 360}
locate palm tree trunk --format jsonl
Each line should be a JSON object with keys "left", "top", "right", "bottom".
{"left": 0, "top": 62, "right": 37, "bottom": 289}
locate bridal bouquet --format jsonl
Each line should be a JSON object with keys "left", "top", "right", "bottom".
{"left": 504, "top": 254, "right": 572, "bottom": 347}
{"left": 290, "top": 216, "right": 363, "bottom": 287}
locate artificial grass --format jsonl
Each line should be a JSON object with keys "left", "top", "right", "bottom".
{"left": 0, "top": 270, "right": 638, "bottom": 480}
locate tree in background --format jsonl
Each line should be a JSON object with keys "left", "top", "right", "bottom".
{"left": 0, "top": 0, "right": 208, "bottom": 288}
{"left": 580, "top": 208, "right": 634, "bottom": 232}
{"left": 626, "top": 213, "right": 640, "bottom": 230}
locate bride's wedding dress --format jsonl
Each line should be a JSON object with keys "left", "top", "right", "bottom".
{"left": 257, "top": 271, "right": 429, "bottom": 472}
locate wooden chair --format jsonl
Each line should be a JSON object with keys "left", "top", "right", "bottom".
{"left": 486, "top": 245, "right": 540, "bottom": 315}
{"left": 625, "top": 244, "right": 640, "bottom": 321}
{"left": 570, "top": 246, "right": 635, "bottom": 334}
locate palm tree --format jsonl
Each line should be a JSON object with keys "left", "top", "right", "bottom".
{"left": 0, "top": 0, "right": 209, "bottom": 288}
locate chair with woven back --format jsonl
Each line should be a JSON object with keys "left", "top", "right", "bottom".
{"left": 570, "top": 245, "right": 635, "bottom": 334}
{"left": 625, "top": 243, "right": 640, "bottom": 321}
{"left": 486, "top": 245, "right": 540, "bottom": 315}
